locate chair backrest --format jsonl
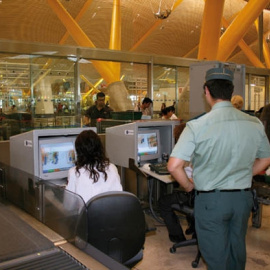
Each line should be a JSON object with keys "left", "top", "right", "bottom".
{"left": 85, "top": 191, "right": 145, "bottom": 264}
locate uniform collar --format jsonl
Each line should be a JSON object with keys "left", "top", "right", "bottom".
{"left": 212, "top": 101, "right": 233, "bottom": 110}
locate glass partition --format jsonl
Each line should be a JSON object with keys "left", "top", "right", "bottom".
{"left": 0, "top": 52, "right": 79, "bottom": 140}
{"left": 153, "top": 65, "right": 177, "bottom": 118}
{"left": 1, "top": 163, "right": 87, "bottom": 243}
{"left": 43, "top": 182, "right": 87, "bottom": 243}
{"left": 177, "top": 67, "right": 190, "bottom": 120}
{"left": 79, "top": 60, "right": 148, "bottom": 117}
{"left": 245, "top": 74, "right": 266, "bottom": 113}
{"left": 0, "top": 40, "right": 270, "bottom": 139}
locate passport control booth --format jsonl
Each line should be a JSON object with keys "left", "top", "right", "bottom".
{"left": 5, "top": 127, "right": 96, "bottom": 222}
{"left": 1, "top": 128, "right": 133, "bottom": 270}
{"left": 106, "top": 120, "right": 180, "bottom": 202}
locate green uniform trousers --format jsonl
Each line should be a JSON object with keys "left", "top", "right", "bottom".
{"left": 194, "top": 190, "right": 253, "bottom": 270}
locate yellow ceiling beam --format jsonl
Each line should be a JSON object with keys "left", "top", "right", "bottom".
{"left": 82, "top": 78, "right": 103, "bottom": 100}
{"left": 130, "top": 0, "right": 184, "bottom": 51}
{"left": 47, "top": 0, "right": 117, "bottom": 84}
{"left": 59, "top": 0, "right": 93, "bottom": 45}
{"left": 222, "top": 18, "right": 265, "bottom": 68}
{"left": 228, "top": 29, "right": 270, "bottom": 62}
{"left": 108, "top": 0, "right": 121, "bottom": 80}
{"left": 217, "top": 0, "right": 270, "bottom": 62}
{"left": 254, "top": 19, "right": 270, "bottom": 68}
{"left": 183, "top": 45, "right": 198, "bottom": 58}
{"left": 198, "top": 0, "right": 225, "bottom": 60}
{"left": 80, "top": 75, "right": 97, "bottom": 90}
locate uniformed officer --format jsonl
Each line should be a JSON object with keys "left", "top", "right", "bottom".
{"left": 167, "top": 66, "right": 270, "bottom": 270}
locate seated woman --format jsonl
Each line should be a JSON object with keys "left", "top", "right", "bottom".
{"left": 161, "top": 106, "right": 178, "bottom": 120}
{"left": 66, "top": 130, "right": 123, "bottom": 203}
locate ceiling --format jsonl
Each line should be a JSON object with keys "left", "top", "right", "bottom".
{"left": 0, "top": 0, "right": 270, "bottom": 69}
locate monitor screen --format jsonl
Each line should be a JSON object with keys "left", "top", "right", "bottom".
{"left": 137, "top": 129, "right": 160, "bottom": 162}
{"left": 39, "top": 137, "right": 76, "bottom": 180}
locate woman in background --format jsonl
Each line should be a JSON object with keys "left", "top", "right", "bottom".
{"left": 231, "top": 95, "right": 244, "bottom": 110}
{"left": 66, "top": 130, "right": 122, "bottom": 203}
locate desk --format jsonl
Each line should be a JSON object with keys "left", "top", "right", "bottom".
{"left": 139, "top": 165, "right": 175, "bottom": 223}
{"left": 139, "top": 166, "right": 175, "bottom": 184}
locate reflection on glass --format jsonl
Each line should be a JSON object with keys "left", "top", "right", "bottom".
{"left": 153, "top": 65, "right": 177, "bottom": 119}
{"left": 245, "top": 75, "right": 266, "bottom": 112}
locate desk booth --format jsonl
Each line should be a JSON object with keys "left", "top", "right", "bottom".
{"left": 0, "top": 163, "right": 130, "bottom": 270}
{"left": 106, "top": 120, "right": 180, "bottom": 210}
{"left": 5, "top": 127, "right": 96, "bottom": 239}
{"left": 0, "top": 126, "right": 131, "bottom": 270}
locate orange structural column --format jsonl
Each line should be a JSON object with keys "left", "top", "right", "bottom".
{"left": 254, "top": 19, "right": 270, "bottom": 68}
{"left": 217, "top": 0, "right": 270, "bottom": 62}
{"left": 59, "top": 0, "right": 94, "bottom": 45}
{"left": 109, "top": 0, "right": 121, "bottom": 81}
{"left": 222, "top": 18, "right": 265, "bottom": 68}
{"left": 47, "top": 0, "right": 117, "bottom": 84}
{"left": 198, "top": 0, "right": 225, "bottom": 60}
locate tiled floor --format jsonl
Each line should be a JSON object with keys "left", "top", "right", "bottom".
{"left": 134, "top": 205, "right": 270, "bottom": 270}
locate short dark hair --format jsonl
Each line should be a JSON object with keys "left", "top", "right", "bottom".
{"left": 142, "top": 97, "right": 153, "bottom": 104}
{"left": 167, "top": 106, "right": 175, "bottom": 113}
{"left": 204, "top": 79, "right": 234, "bottom": 101}
{"left": 96, "top": 92, "right": 105, "bottom": 99}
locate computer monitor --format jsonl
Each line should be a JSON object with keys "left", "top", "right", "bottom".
{"left": 137, "top": 129, "right": 161, "bottom": 162}
{"left": 39, "top": 136, "right": 77, "bottom": 180}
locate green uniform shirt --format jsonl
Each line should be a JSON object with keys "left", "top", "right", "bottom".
{"left": 171, "top": 101, "right": 270, "bottom": 191}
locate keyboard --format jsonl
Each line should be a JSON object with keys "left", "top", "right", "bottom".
{"left": 149, "top": 162, "right": 170, "bottom": 175}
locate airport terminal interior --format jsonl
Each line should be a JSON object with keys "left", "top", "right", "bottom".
{"left": 1, "top": 0, "right": 270, "bottom": 269}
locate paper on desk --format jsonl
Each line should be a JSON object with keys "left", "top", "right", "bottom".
{"left": 184, "top": 166, "right": 193, "bottom": 179}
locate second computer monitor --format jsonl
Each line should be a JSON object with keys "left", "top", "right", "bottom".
{"left": 137, "top": 129, "right": 161, "bottom": 162}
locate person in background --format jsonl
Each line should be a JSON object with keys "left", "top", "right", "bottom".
{"left": 231, "top": 94, "right": 255, "bottom": 116}
{"left": 10, "top": 104, "right": 17, "bottom": 112}
{"left": 167, "top": 105, "right": 178, "bottom": 119}
{"left": 260, "top": 103, "right": 270, "bottom": 142}
{"left": 161, "top": 102, "right": 166, "bottom": 111}
{"left": 84, "top": 92, "right": 112, "bottom": 127}
{"left": 255, "top": 106, "right": 264, "bottom": 119}
{"left": 161, "top": 107, "right": 169, "bottom": 119}
{"left": 66, "top": 130, "right": 122, "bottom": 203}
{"left": 159, "top": 102, "right": 166, "bottom": 118}
{"left": 139, "top": 97, "right": 153, "bottom": 116}
{"left": 161, "top": 106, "right": 178, "bottom": 120}
{"left": 231, "top": 95, "right": 244, "bottom": 110}
{"left": 168, "top": 67, "right": 270, "bottom": 270}
{"left": 174, "top": 121, "right": 186, "bottom": 143}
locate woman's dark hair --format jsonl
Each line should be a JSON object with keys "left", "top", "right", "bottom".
{"left": 75, "top": 130, "right": 109, "bottom": 182}
{"left": 204, "top": 79, "right": 234, "bottom": 101}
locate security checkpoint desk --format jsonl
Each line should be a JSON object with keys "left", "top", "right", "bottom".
{"left": 140, "top": 164, "right": 270, "bottom": 229}
{"left": 139, "top": 164, "right": 175, "bottom": 221}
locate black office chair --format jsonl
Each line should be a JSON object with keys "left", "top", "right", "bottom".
{"left": 75, "top": 191, "right": 146, "bottom": 268}
{"left": 169, "top": 195, "right": 201, "bottom": 268}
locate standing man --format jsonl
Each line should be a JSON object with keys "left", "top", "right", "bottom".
{"left": 167, "top": 67, "right": 270, "bottom": 270}
{"left": 85, "top": 92, "right": 112, "bottom": 127}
